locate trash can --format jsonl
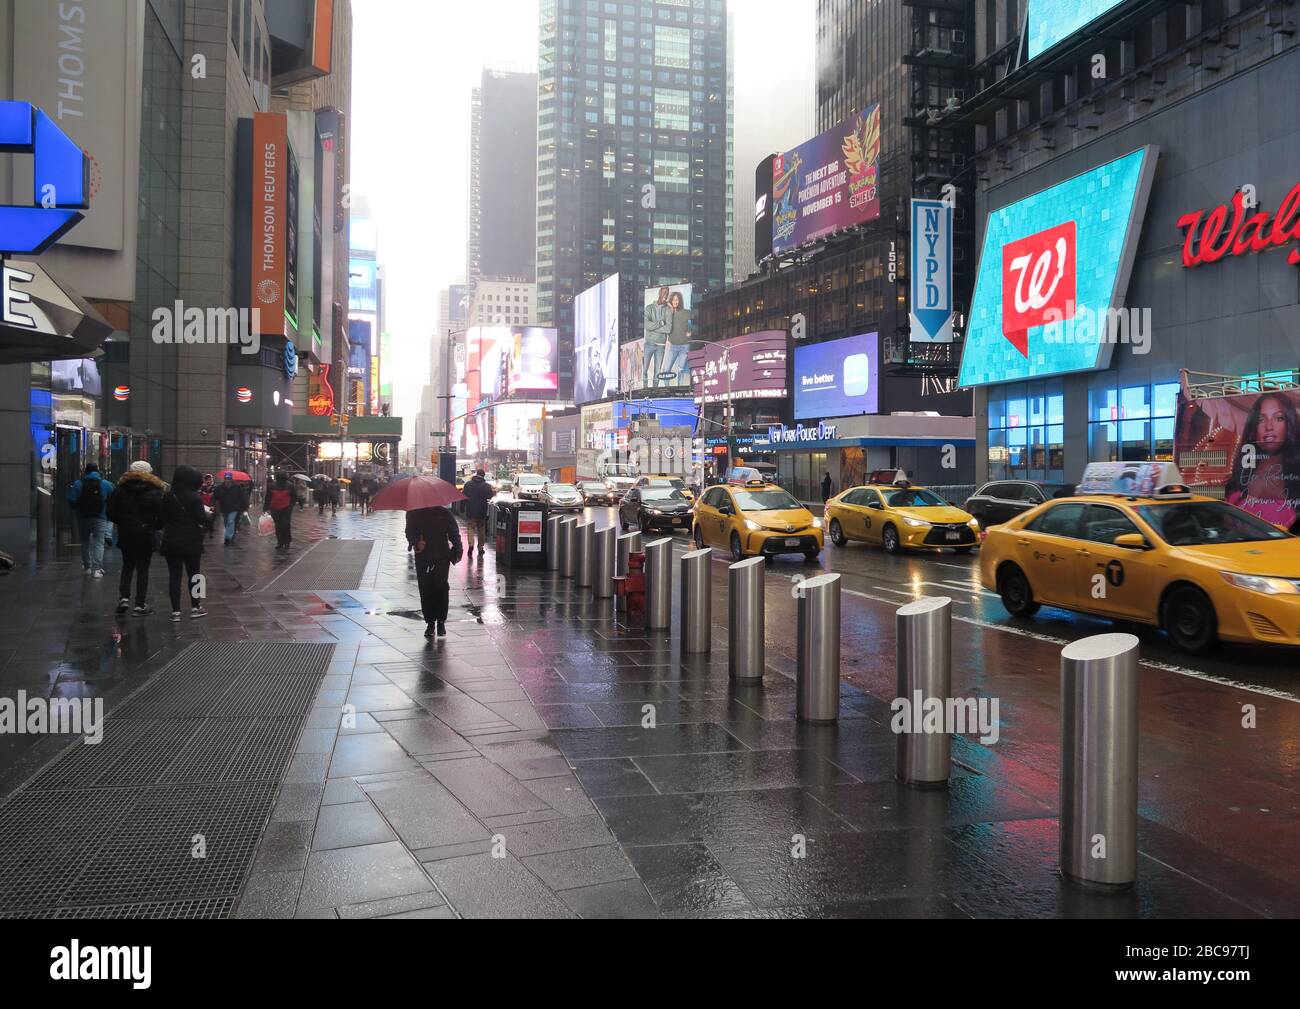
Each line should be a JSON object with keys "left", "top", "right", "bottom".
{"left": 493, "top": 499, "right": 548, "bottom": 569}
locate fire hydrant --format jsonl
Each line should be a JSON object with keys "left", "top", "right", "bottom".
{"left": 613, "top": 551, "right": 647, "bottom": 620}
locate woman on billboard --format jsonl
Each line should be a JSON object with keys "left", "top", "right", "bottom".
{"left": 1223, "top": 392, "right": 1300, "bottom": 530}
{"left": 660, "top": 291, "right": 693, "bottom": 387}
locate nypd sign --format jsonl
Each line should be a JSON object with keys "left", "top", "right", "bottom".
{"left": 910, "top": 198, "right": 953, "bottom": 344}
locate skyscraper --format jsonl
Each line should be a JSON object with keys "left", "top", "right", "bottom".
{"left": 467, "top": 65, "right": 539, "bottom": 286}
{"left": 536, "top": 0, "right": 729, "bottom": 398}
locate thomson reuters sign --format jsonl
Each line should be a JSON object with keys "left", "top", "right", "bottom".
{"left": 250, "top": 113, "right": 288, "bottom": 335}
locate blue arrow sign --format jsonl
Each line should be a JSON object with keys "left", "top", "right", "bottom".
{"left": 0, "top": 101, "right": 89, "bottom": 256}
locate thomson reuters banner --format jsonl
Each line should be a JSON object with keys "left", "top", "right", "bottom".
{"left": 251, "top": 113, "right": 288, "bottom": 335}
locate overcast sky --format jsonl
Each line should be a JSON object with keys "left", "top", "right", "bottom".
{"left": 351, "top": 0, "right": 815, "bottom": 424}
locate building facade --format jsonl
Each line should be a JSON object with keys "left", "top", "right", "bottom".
{"left": 468, "top": 65, "right": 538, "bottom": 287}
{"left": 535, "top": 0, "right": 730, "bottom": 398}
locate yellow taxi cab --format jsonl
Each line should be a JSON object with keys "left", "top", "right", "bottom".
{"left": 634, "top": 474, "right": 695, "bottom": 504}
{"left": 692, "top": 471, "right": 822, "bottom": 561}
{"left": 980, "top": 462, "right": 1300, "bottom": 654}
{"left": 824, "top": 470, "right": 980, "bottom": 554}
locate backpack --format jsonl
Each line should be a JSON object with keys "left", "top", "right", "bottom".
{"left": 77, "top": 478, "right": 104, "bottom": 517}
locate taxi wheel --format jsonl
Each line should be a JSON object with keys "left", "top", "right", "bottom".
{"left": 882, "top": 524, "right": 901, "bottom": 555}
{"left": 829, "top": 518, "right": 847, "bottom": 546}
{"left": 693, "top": 525, "right": 704, "bottom": 549}
{"left": 730, "top": 532, "right": 744, "bottom": 562}
{"left": 998, "top": 564, "right": 1040, "bottom": 618}
{"left": 1161, "top": 586, "right": 1218, "bottom": 654}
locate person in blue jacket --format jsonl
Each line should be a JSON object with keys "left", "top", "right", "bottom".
{"left": 67, "top": 463, "right": 115, "bottom": 578}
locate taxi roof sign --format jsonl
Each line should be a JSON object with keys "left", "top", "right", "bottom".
{"left": 1077, "top": 462, "right": 1184, "bottom": 498}
{"left": 728, "top": 466, "right": 768, "bottom": 486}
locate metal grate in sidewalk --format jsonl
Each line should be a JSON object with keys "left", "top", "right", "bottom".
{"left": 0, "top": 641, "right": 333, "bottom": 918}
{"left": 259, "top": 539, "right": 376, "bottom": 591}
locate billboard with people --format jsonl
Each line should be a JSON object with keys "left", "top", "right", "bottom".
{"left": 641, "top": 283, "right": 693, "bottom": 390}
{"left": 1175, "top": 386, "right": 1300, "bottom": 532}
{"left": 574, "top": 274, "right": 619, "bottom": 405}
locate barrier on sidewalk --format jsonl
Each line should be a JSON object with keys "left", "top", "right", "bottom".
{"left": 615, "top": 531, "right": 641, "bottom": 613}
{"left": 643, "top": 538, "right": 673, "bottom": 630}
{"left": 796, "top": 572, "right": 841, "bottom": 723}
{"left": 559, "top": 516, "right": 577, "bottom": 578}
{"left": 680, "top": 548, "right": 712, "bottom": 654}
{"left": 593, "top": 525, "right": 616, "bottom": 599}
{"left": 575, "top": 520, "right": 595, "bottom": 588}
{"left": 1060, "top": 632, "right": 1139, "bottom": 889}
{"left": 546, "top": 515, "right": 563, "bottom": 571}
{"left": 728, "top": 556, "right": 765, "bottom": 682}
{"left": 896, "top": 596, "right": 952, "bottom": 789}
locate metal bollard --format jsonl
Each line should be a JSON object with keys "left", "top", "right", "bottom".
{"left": 895, "top": 596, "right": 953, "bottom": 789}
{"left": 616, "top": 531, "right": 642, "bottom": 613}
{"left": 593, "top": 525, "right": 616, "bottom": 599}
{"left": 642, "top": 537, "right": 673, "bottom": 630}
{"left": 1060, "top": 632, "right": 1139, "bottom": 889}
{"left": 575, "top": 520, "right": 595, "bottom": 588}
{"left": 559, "top": 516, "right": 577, "bottom": 578}
{"left": 728, "top": 556, "right": 765, "bottom": 683}
{"left": 795, "top": 573, "right": 841, "bottom": 723}
{"left": 546, "top": 515, "right": 563, "bottom": 571}
{"left": 679, "top": 548, "right": 712, "bottom": 654}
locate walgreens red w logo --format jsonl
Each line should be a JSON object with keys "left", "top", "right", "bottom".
{"left": 1001, "top": 221, "right": 1076, "bottom": 357}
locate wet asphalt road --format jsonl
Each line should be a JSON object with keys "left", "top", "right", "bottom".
{"left": 575, "top": 504, "right": 1300, "bottom": 884}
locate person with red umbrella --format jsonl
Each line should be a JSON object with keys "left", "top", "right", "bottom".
{"left": 373, "top": 476, "right": 467, "bottom": 637}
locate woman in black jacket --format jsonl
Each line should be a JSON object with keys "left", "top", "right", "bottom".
{"left": 106, "top": 461, "right": 165, "bottom": 616}
{"left": 160, "top": 465, "right": 209, "bottom": 622}
{"left": 405, "top": 505, "right": 463, "bottom": 637}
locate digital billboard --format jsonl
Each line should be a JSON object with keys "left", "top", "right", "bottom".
{"left": 348, "top": 258, "right": 377, "bottom": 313}
{"left": 621, "top": 398, "right": 698, "bottom": 439}
{"left": 1027, "top": 1, "right": 1128, "bottom": 61}
{"left": 641, "top": 283, "right": 693, "bottom": 390}
{"left": 506, "top": 327, "right": 559, "bottom": 395}
{"left": 688, "top": 331, "right": 788, "bottom": 403}
{"left": 958, "top": 147, "right": 1157, "bottom": 388}
{"left": 620, "top": 339, "right": 646, "bottom": 394}
{"left": 1176, "top": 387, "right": 1300, "bottom": 532}
{"left": 771, "top": 104, "right": 880, "bottom": 256}
{"left": 754, "top": 155, "right": 775, "bottom": 263}
{"left": 574, "top": 274, "right": 619, "bottom": 405}
{"left": 472, "top": 326, "right": 511, "bottom": 401}
{"left": 793, "top": 333, "right": 879, "bottom": 420}
{"left": 494, "top": 403, "right": 544, "bottom": 451}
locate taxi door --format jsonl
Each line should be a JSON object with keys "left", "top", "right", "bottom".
{"left": 858, "top": 488, "right": 887, "bottom": 545}
{"left": 1012, "top": 501, "right": 1087, "bottom": 606}
{"left": 696, "top": 487, "right": 730, "bottom": 546}
{"left": 833, "top": 489, "right": 869, "bottom": 541}
{"left": 1070, "top": 504, "right": 1157, "bottom": 620}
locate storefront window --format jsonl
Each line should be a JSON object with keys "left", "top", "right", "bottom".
{"left": 1088, "top": 380, "right": 1178, "bottom": 465}
{"left": 987, "top": 379, "right": 1066, "bottom": 483}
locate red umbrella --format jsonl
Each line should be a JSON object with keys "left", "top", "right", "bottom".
{"left": 220, "top": 470, "right": 252, "bottom": 482}
{"left": 371, "top": 475, "right": 466, "bottom": 512}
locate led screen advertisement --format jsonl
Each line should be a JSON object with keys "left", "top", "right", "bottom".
{"left": 688, "top": 331, "right": 788, "bottom": 404}
{"left": 1027, "top": 1, "right": 1129, "bottom": 61}
{"left": 621, "top": 398, "right": 698, "bottom": 439}
{"left": 493, "top": 403, "right": 544, "bottom": 451}
{"left": 641, "top": 283, "right": 693, "bottom": 390}
{"left": 474, "top": 326, "right": 511, "bottom": 401}
{"left": 506, "top": 327, "right": 559, "bottom": 394}
{"left": 793, "top": 333, "right": 879, "bottom": 420}
{"left": 574, "top": 274, "right": 619, "bottom": 405}
{"left": 620, "top": 339, "right": 646, "bottom": 394}
{"left": 771, "top": 104, "right": 881, "bottom": 257}
{"left": 957, "top": 146, "right": 1157, "bottom": 388}
{"left": 348, "top": 258, "right": 377, "bottom": 313}
{"left": 1175, "top": 387, "right": 1300, "bottom": 532}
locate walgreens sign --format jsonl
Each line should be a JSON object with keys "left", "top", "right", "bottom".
{"left": 1177, "top": 184, "right": 1300, "bottom": 268}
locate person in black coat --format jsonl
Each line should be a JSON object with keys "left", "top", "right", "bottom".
{"left": 405, "top": 505, "right": 463, "bottom": 637}
{"left": 106, "top": 460, "right": 165, "bottom": 615}
{"left": 160, "top": 465, "right": 209, "bottom": 621}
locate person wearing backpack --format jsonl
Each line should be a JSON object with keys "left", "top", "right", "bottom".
{"left": 67, "top": 463, "right": 115, "bottom": 578}
{"left": 159, "top": 465, "right": 209, "bottom": 622}
{"left": 105, "top": 460, "right": 165, "bottom": 615}
{"left": 267, "top": 473, "right": 295, "bottom": 550}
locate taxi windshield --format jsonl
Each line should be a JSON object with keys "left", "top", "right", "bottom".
{"left": 884, "top": 488, "right": 948, "bottom": 508}
{"left": 734, "top": 488, "right": 799, "bottom": 511}
{"left": 1137, "top": 501, "right": 1291, "bottom": 545}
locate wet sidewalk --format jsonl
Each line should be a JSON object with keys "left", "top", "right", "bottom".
{"left": 1, "top": 507, "right": 1297, "bottom": 918}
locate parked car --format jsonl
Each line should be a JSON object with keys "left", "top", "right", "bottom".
{"left": 633, "top": 474, "right": 695, "bottom": 504}
{"left": 963, "top": 480, "right": 1077, "bottom": 529}
{"left": 619, "top": 486, "right": 693, "bottom": 533}
{"left": 579, "top": 479, "right": 618, "bottom": 506}
{"left": 512, "top": 472, "right": 547, "bottom": 501}
{"left": 543, "top": 482, "right": 584, "bottom": 511}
